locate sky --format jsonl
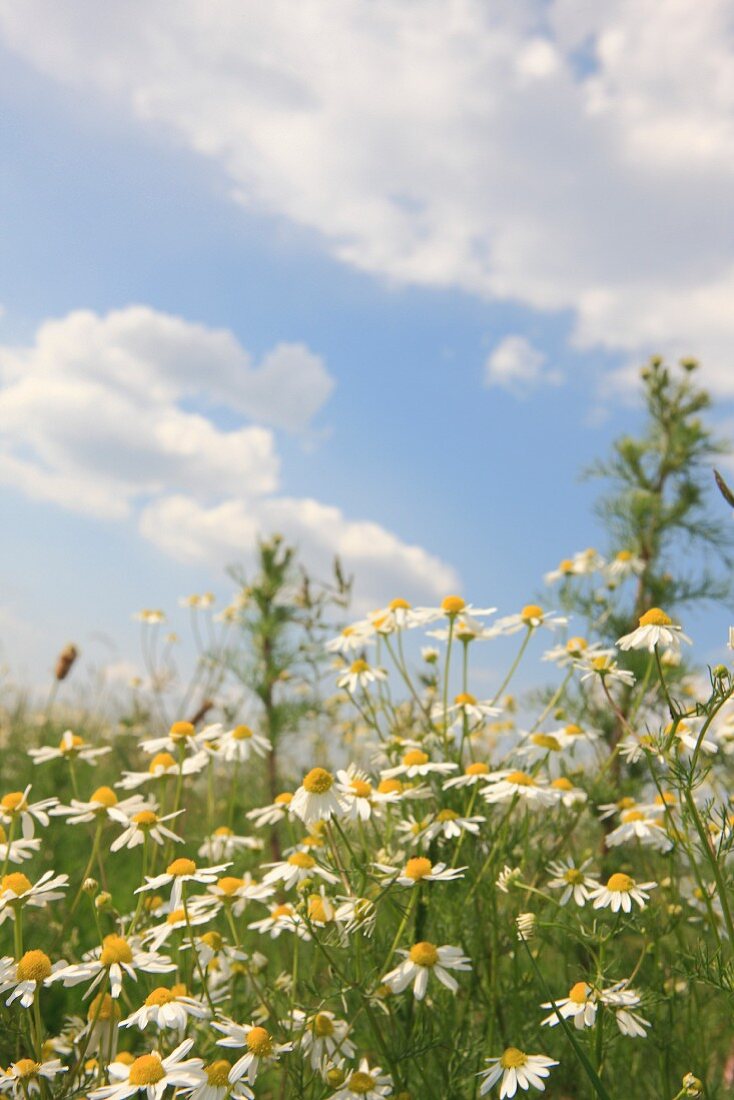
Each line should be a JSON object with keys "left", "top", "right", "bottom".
{"left": 1, "top": 0, "right": 734, "bottom": 690}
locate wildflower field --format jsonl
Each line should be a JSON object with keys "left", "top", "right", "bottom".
{"left": 2, "top": 360, "right": 734, "bottom": 1100}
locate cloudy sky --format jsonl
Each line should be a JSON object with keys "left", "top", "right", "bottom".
{"left": 1, "top": 0, "right": 733, "bottom": 684}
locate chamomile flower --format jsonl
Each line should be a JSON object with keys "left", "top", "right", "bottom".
{"left": 248, "top": 903, "right": 311, "bottom": 940}
{"left": 214, "top": 1021, "right": 292, "bottom": 1085}
{"left": 334, "top": 896, "right": 377, "bottom": 937}
{"left": 0, "top": 1058, "right": 66, "bottom": 1097}
{"left": 443, "top": 761, "right": 492, "bottom": 789}
{"left": 515, "top": 732, "right": 567, "bottom": 764}
{"left": 289, "top": 768, "right": 345, "bottom": 827}
{"left": 0, "top": 826, "right": 40, "bottom": 865}
{"left": 477, "top": 1049, "right": 558, "bottom": 1096}
{"left": 28, "top": 730, "right": 111, "bottom": 766}
{"left": 0, "top": 787, "right": 58, "bottom": 839}
{"left": 328, "top": 1058, "right": 393, "bottom": 1099}
{"left": 0, "top": 950, "right": 66, "bottom": 1008}
{"left": 336, "top": 769, "right": 397, "bottom": 821}
{"left": 0, "top": 871, "right": 69, "bottom": 924}
{"left": 541, "top": 981, "right": 597, "bottom": 1029}
{"left": 382, "top": 941, "right": 471, "bottom": 1000}
{"left": 590, "top": 872, "right": 657, "bottom": 913}
{"left": 605, "top": 811, "right": 673, "bottom": 853}
{"left": 544, "top": 556, "right": 591, "bottom": 584}
{"left": 481, "top": 770, "right": 559, "bottom": 806}
{"left": 549, "top": 777, "right": 588, "bottom": 807}
{"left": 381, "top": 750, "right": 457, "bottom": 780}
{"left": 547, "top": 858, "right": 600, "bottom": 907}
{"left": 110, "top": 808, "right": 185, "bottom": 852}
{"left": 377, "top": 856, "right": 466, "bottom": 887}
{"left": 337, "top": 660, "right": 387, "bottom": 693}
{"left": 605, "top": 550, "right": 645, "bottom": 581}
{"left": 670, "top": 720, "right": 718, "bottom": 756}
{"left": 600, "top": 983, "right": 650, "bottom": 1037}
{"left": 617, "top": 608, "right": 692, "bottom": 653}
{"left": 119, "top": 985, "right": 209, "bottom": 1032}
{"left": 490, "top": 604, "right": 567, "bottom": 636}
{"left": 212, "top": 725, "right": 271, "bottom": 764}
{"left": 246, "top": 792, "right": 294, "bottom": 828}
{"left": 89, "top": 1039, "right": 205, "bottom": 1100}
{"left": 141, "top": 721, "right": 215, "bottom": 756}
{"left": 51, "top": 934, "right": 175, "bottom": 998}
{"left": 542, "top": 638, "right": 612, "bottom": 668}
{"left": 292, "top": 1010, "right": 356, "bottom": 1070}
{"left": 578, "top": 655, "right": 636, "bottom": 686}
{"left": 142, "top": 904, "right": 216, "bottom": 952}
{"left": 117, "top": 752, "right": 208, "bottom": 791}
{"left": 431, "top": 693, "right": 502, "bottom": 726}
{"left": 199, "top": 827, "right": 262, "bottom": 862}
{"left": 326, "top": 623, "right": 376, "bottom": 655}
{"left": 136, "top": 858, "right": 231, "bottom": 909}
{"left": 262, "top": 852, "right": 338, "bottom": 891}
{"left": 206, "top": 875, "right": 274, "bottom": 915}
{"left": 51, "top": 787, "right": 144, "bottom": 826}
{"left": 422, "top": 809, "right": 485, "bottom": 842}
{"left": 185, "top": 1061, "right": 254, "bottom": 1100}
{"left": 428, "top": 612, "right": 497, "bottom": 643}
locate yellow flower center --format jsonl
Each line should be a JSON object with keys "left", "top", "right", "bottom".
{"left": 275, "top": 792, "right": 293, "bottom": 805}
{"left": 521, "top": 604, "right": 543, "bottom": 623}
{"left": 167, "top": 858, "right": 197, "bottom": 877}
{"left": 87, "top": 992, "right": 120, "bottom": 1021}
{"left": 638, "top": 607, "right": 672, "bottom": 627}
{"left": 531, "top": 734, "right": 560, "bottom": 751}
{"left": 387, "top": 598, "right": 410, "bottom": 612}
{"left": 128, "top": 1054, "right": 165, "bottom": 1086}
{"left": 568, "top": 981, "right": 589, "bottom": 1004}
{"left": 616, "top": 550, "right": 633, "bottom": 562}
{"left": 617, "top": 796, "right": 636, "bottom": 810}
{"left": 200, "top": 931, "right": 223, "bottom": 950}
{"left": 216, "top": 876, "right": 244, "bottom": 896}
{"left": 2, "top": 873, "right": 31, "bottom": 895}
{"left": 149, "top": 752, "right": 176, "bottom": 772}
{"left": 308, "top": 895, "right": 329, "bottom": 922}
{"left": 170, "top": 721, "right": 195, "bottom": 740}
{"left": 214, "top": 826, "right": 234, "bottom": 837}
{"left": 500, "top": 1048, "right": 528, "bottom": 1069}
{"left": 436, "top": 809, "right": 459, "bottom": 822}
{"left": 288, "top": 852, "right": 316, "bottom": 869}
{"left": 271, "top": 904, "right": 293, "bottom": 920}
{"left": 565, "top": 724, "right": 583, "bottom": 737}
{"left": 246, "top": 1027, "right": 273, "bottom": 1057}
{"left": 133, "top": 810, "right": 158, "bottom": 826}
{"left": 167, "top": 909, "right": 186, "bottom": 924}
{"left": 621, "top": 810, "right": 646, "bottom": 823}
{"left": 350, "top": 659, "right": 369, "bottom": 674}
{"left": 145, "top": 987, "right": 176, "bottom": 1006}
{"left": 378, "top": 778, "right": 403, "bottom": 794}
{"left": 404, "top": 857, "right": 433, "bottom": 881}
{"left": 16, "top": 950, "right": 52, "bottom": 983}
{"left": 312, "top": 1012, "right": 334, "bottom": 1036}
{"left": 465, "top": 762, "right": 489, "bottom": 776}
{"left": 60, "top": 734, "right": 84, "bottom": 753}
{"left": 302, "top": 767, "right": 334, "bottom": 794}
{"left": 505, "top": 771, "right": 535, "bottom": 787}
{"left": 552, "top": 778, "right": 573, "bottom": 791}
{"left": 564, "top": 868, "right": 584, "bottom": 884}
{"left": 441, "top": 595, "right": 466, "bottom": 614}
{"left": 116, "top": 1052, "right": 136, "bottom": 1065}
{"left": 347, "top": 1071, "right": 377, "bottom": 1094}
{"left": 13, "top": 1061, "right": 40, "bottom": 1079}
{"left": 91, "top": 786, "right": 118, "bottom": 808}
{"left": 1, "top": 792, "right": 27, "bottom": 813}
{"left": 409, "top": 941, "right": 439, "bottom": 967}
{"left": 454, "top": 692, "right": 477, "bottom": 706}
{"left": 559, "top": 558, "right": 574, "bottom": 573}
{"left": 566, "top": 637, "right": 588, "bottom": 655}
{"left": 402, "top": 750, "right": 429, "bottom": 767}
{"left": 606, "top": 873, "right": 635, "bottom": 893}
{"left": 351, "top": 779, "right": 372, "bottom": 798}
{"left": 205, "top": 1061, "right": 231, "bottom": 1087}
{"left": 100, "top": 935, "right": 134, "bottom": 966}
{"left": 231, "top": 725, "right": 253, "bottom": 740}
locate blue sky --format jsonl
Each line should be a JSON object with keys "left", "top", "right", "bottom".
{"left": 1, "top": 4, "right": 733, "bottom": 688}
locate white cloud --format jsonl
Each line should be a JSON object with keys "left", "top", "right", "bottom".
{"left": 2, "top": 2, "right": 734, "bottom": 390}
{"left": 484, "top": 336, "right": 561, "bottom": 396}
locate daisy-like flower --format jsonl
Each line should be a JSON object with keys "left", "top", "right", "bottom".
{"left": 422, "top": 809, "right": 485, "bottom": 842}
{"left": 490, "top": 604, "right": 567, "bottom": 637}
{"left": 136, "top": 858, "right": 231, "bottom": 909}
{"left": 119, "top": 984, "right": 209, "bottom": 1032}
{"left": 670, "top": 719, "right": 718, "bottom": 756}
{"left": 382, "top": 941, "right": 471, "bottom": 1000}
{"left": 515, "top": 732, "right": 567, "bottom": 764}
{"left": 415, "top": 595, "right": 496, "bottom": 627}
{"left": 605, "top": 549, "right": 645, "bottom": 581}
{"left": 477, "top": 1049, "right": 558, "bottom": 1097}
{"left": 443, "top": 761, "right": 492, "bottom": 790}
{"left": 547, "top": 858, "right": 600, "bottom": 907}
{"left": 542, "top": 637, "right": 611, "bottom": 668}
{"left": 481, "top": 770, "right": 559, "bottom": 807}
{"left": 336, "top": 769, "right": 398, "bottom": 821}
{"left": 328, "top": 1058, "right": 393, "bottom": 1100}
{"left": 214, "top": 1021, "right": 292, "bottom": 1086}
{"left": 326, "top": 622, "right": 376, "bottom": 655}
{"left": 141, "top": 902, "right": 216, "bottom": 952}
{"left": 432, "top": 692, "right": 502, "bottom": 727}
{"left": 0, "top": 950, "right": 66, "bottom": 1008}
{"left": 617, "top": 607, "right": 692, "bottom": 653}
{"left": 0, "top": 871, "right": 69, "bottom": 924}
{"left": 248, "top": 903, "right": 311, "bottom": 940}
{"left": 0, "top": 826, "right": 40, "bottom": 865}
{"left": 262, "top": 852, "right": 338, "bottom": 891}
{"left": 0, "top": 1057, "right": 66, "bottom": 1096}
{"left": 377, "top": 856, "right": 466, "bottom": 887}
{"left": 183, "top": 1060, "right": 254, "bottom": 1100}
{"left": 292, "top": 1010, "right": 356, "bottom": 1071}
{"left": 548, "top": 777, "right": 588, "bottom": 808}
{"left": 211, "top": 725, "right": 271, "bottom": 764}
{"left": 578, "top": 655, "right": 636, "bottom": 687}
{"left": 337, "top": 659, "right": 388, "bottom": 694}
{"left": 135, "top": 609, "right": 166, "bottom": 624}
{"left": 51, "top": 933, "right": 175, "bottom": 998}
{"left": 381, "top": 750, "right": 457, "bottom": 780}
{"left": 83, "top": 991, "right": 122, "bottom": 1057}
{"left": 334, "top": 896, "right": 377, "bottom": 937}
{"left": 549, "top": 723, "right": 600, "bottom": 750}
{"left": 618, "top": 734, "right": 659, "bottom": 764}
{"left": 117, "top": 751, "right": 208, "bottom": 791}
{"left": 0, "top": 787, "right": 58, "bottom": 839}
{"left": 51, "top": 787, "right": 144, "bottom": 826}
{"left": 140, "top": 721, "right": 215, "bottom": 756}
{"left": 28, "top": 729, "right": 111, "bottom": 766}
{"left": 246, "top": 792, "right": 294, "bottom": 828}
{"left": 605, "top": 810, "right": 672, "bottom": 853}
{"left": 544, "top": 555, "right": 595, "bottom": 585}
{"left": 427, "top": 612, "right": 497, "bottom": 643}
{"left": 541, "top": 981, "right": 597, "bottom": 1029}
{"left": 89, "top": 1039, "right": 205, "bottom": 1100}
{"left": 289, "top": 768, "right": 345, "bottom": 827}
{"left": 206, "top": 874, "right": 274, "bottom": 916}
{"left": 599, "top": 983, "right": 650, "bottom": 1037}
{"left": 111, "top": 808, "right": 185, "bottom": 853}
{"left": 590, "top": 872, "right": 657, "bottom": 913}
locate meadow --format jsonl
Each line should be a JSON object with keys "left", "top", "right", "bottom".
{"left": 1, "top": 358, "right": 733, "bottom": 1099}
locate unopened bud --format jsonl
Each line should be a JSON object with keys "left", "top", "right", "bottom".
{"left": 55, "top": 643, "right": 79, "bottom": 681}
{"left": 82, "top": 878, "right": 98, "bottom": 895}
{"left": 95, "top": 891, "right": 112, "bottom": 909}
{"left": 516, "top": 912, "right": 536, "bottom": 941}
{"left": 682, "top": 1073, "right": 703, "bottom": 1096}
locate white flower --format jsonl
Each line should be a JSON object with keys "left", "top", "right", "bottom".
{"left": 136, "top": 858, "right": 231, "bottom": 909}
{"left": 578, "top": 656, "right": 636, "bottom": 686}
{"left": 141, "top": 721, "right": 218, "bottom": 756}
{"left": 590, "top": 873, "right": 657, "bottom": 913}
{"left": 369, "top": 597, "right": 437, "bottom": 633}
{"left": 51, "top": 787, "right": 144, "bottom": 826}
{"left": 0, "top": 870, "right": 68, "bottom": 923}
{"left": 380, "top": 750, "right": 458, "bottom": 780}
{"left": 212, "top": 725, "right": 271, "bottom": 764}
{"left": 248, "top": 903, "right": 311, "bottom": 940}
{"left": 142, "top": 903, "right": 216, "bottom": 952}
{"left": 289, "top": 769, "right": 345, "bottom": 827}
{"left": 246, "top": 793, "right": 294, "bottom": 828}
{"left": 326, "top": 623, "right": 376, "bottom": 654}
{"left": 481, "top": 770, "right": 559, "bottom": 806}
{"left": 431, "top": 692, "right": 502, "bottom": 727}
{"left": 546, "top": 858, "right": 600, "bottom": 907}
{"left": 184, "top": 1061, "right": 254, "bottom": 1100}
{"left": 605, "top": 811, "right": 672, "bottom": 853}
{"left": 0, "top": 950, "right": 65, "bottom": 1008}
{"left": 383, "top": 942, "right": 471, "bottom": 1000}
{"left": 427, "top": 613, "right": 496, "bottom": 643}
{"left": 544, "top": 552, "right": 599, "bottom": 584}
{"left": 376, "top": 856, "right": 466, "bottom": 887}
{"left": 111, "top": 808, "right": 185, "bottom": 852}
{"left": 422, "top": 809, "right": 485, "bottom": 842}
{"left": 0, "top": 827, "right": 40, "bottom": 865}
{"left": 328, "top": 1058, "right": 393, "bottom": 1099}
{"left": 51, "top": 933, "right": 175, "bottom": 998}
{"left": 600, "top": 983, "right": 650, "bottom": 1037}
{"left": 541, "top": 981, "right": 597, "bottom": 1029}
{"left": 617, "top": 608, "right": 691, "bottom": 653}
{"left": 334, "top": 896, "right": 377, "bottom": 937}
{"left": 605, "top": 550, "right": 645, "bottom": 581}
{"left": 0, "top": 1057, "right": 66, "bottom": 1097}
{"left": 120, "top": 985, "right": 209, "bottom": 1031}
{"left": 542, "top": 637, "right": 612, "bottom": 668}
{"left": 214, "top": 1020, "right": 292, "bottom": 1085}
{"left": 28, "top": 730, "right": 111, "bottom": 766}
{"left": 337, "top": 659, "right": 388, "bottom": 693}
{"left": 335, "top": 768, "right": 398, "bottom": 821}
{"left": 443, "top": 762, "right": 492, "bottom": 790}
{"left": 89, "top": 1039, "right": 205, "bottom": 1100}
{"left": 671, "top": 719, "right": 718, "bottom": 756}
{"left": 206, "top": 874, "right": 275, "bottom": 916}
{"left": 490, "top": 604, "right": 567, "bottom": 636}
{"left": 262, "top": 852, "right": 338, "bottom": 891}
{"left": 477, "top": 1048, "right": 558, "bottom": 1097}
{"left": 199, "top": 827, "right": 262, "bottom": 862}
{"left": 292, "top": 1010, "right": 356, "bottom": 1070}
{"left": 0, "top": 787, "right": 58, "bottom": 839}
{"left": 117, "top": 751, "right": 208, "bottom": 790}
{"left": 548, "top": 778, "right": 588, "bottom": 807}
